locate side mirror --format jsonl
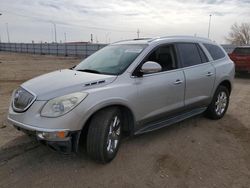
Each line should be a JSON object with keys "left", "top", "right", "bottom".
{"left": 140, "top": 61, "right": 162, "bottom": 74}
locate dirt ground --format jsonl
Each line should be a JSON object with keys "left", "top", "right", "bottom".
{"left": 0, "top": 52, "right": 250, "bottom": 188}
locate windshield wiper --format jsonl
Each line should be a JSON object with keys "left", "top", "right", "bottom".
{"left": 76, "top": 69, "right": 101, "bottom": 74}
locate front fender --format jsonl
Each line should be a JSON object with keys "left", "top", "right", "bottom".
{"left": 77, "top": 97, "right": 136, "bottom": 130}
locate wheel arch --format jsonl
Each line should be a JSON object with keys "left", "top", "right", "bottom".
{"left": 218, "top": 79, "right": 232, "bottom": 94}
{"left": 76, "top": 103, "right": 136, "bottom": 152}
{"left": 84, "top": 104, "right": 136, "bottom": 135}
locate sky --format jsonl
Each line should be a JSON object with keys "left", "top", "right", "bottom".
{"left": 0, "top": 0, "right": 249, "bottom": 44}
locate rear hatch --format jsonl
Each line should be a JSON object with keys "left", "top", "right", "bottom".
{"left": 229, "top": 47, "right": 250, "bottom": 71}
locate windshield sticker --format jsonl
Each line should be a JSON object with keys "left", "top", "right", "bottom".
{"left": 125, "top": 49, "right": 143, "bottom": 53}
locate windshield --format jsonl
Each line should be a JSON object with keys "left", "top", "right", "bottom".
{"left": 75, "top": 44, "right": 147, "bottom": 75}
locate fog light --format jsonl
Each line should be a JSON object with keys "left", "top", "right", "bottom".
{"left": 56, "top": 131, "right": 67, "bottom": 139}
{"left": 36, "top": 131, "right": 69, "bottom": 141}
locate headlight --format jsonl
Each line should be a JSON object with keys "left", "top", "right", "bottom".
{"left": 41, "top": 92, "right": 88, "bottom": 117}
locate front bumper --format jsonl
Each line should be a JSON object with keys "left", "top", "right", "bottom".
{"left": 8, "top": 117, "right": 81, "bottom": 153}
{"left": 8, "top": 117, "right": 70, "bottom": 133}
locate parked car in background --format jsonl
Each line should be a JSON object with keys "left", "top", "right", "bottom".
{"left": 8, "top": 36, "right": 235, "bottom": 163}
{"left": 229, "top": 46, "right": 250, "bottom": 73}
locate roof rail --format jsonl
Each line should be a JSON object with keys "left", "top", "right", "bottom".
{"left": 153, "top": 35, "right": 212, "bottom": 42}
{"left": 112, "top": 35, "right": 212, "bottom": 44}
{"left": 133, "top": 38, "right": 152, "bottom": 40}
{"left": 112, "top": 38, "right": 152, "bottom": 44}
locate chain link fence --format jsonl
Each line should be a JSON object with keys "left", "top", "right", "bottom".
{"left": 0, "top": 42, "right": 107, "bottom": 57}
{"left": 0, "top": 42, "right": 237, "bottom": 57}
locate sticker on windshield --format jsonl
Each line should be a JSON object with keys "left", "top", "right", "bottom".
{"left": 125, "top": 49, "right": 143, "bottom": 53}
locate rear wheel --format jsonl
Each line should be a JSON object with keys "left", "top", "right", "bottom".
{"left": 86, "top": 107, "right": 122, "bottom": 163}
{"left": 205, "top": 85, "right": 230, "bottom": 120}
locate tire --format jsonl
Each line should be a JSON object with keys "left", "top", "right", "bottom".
{"left": 205, "top": 85, "right": 230, "bottom": 120}
{"left": 86, "top": 107, "right": 122, "bottom": 163}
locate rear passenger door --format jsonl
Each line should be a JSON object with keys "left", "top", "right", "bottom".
{"left": 176, "top": 43, "right": 215, "bottom": 108}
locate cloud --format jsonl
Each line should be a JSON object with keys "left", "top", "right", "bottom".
{"left": 198, "top": 0, "right": 225, "bottom": 4}
{"left": 0, "top": 0, "right": 249, "bottom": 43}
{"left": 39, "top": 2, "right": 61, "bottom": 10}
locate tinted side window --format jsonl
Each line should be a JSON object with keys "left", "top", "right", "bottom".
{"left": 197, "top": 44, "right": 208, "bottom": 63}
{"left": 145, "top": 45, "right": 176, "bottom": 72}
{"left": 176, "top": 43, "right": 202, "bottom": 67}
{"left": 203, "top": 43, "right": 225, "bottom": 60}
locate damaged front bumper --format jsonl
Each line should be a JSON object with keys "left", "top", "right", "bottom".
{"left": 7, "top": 117, "right": 81, "bottom": 153}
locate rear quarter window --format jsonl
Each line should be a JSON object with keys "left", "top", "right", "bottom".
{"left": 203, "top": 43, "right": 225, "bottom": 60}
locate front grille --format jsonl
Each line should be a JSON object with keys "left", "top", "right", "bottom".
{"left": 12, "top": 87, "right": 35, "bottom": 112}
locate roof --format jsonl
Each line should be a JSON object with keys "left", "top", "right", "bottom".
{"left": 113, "top": 35, "right": 214, "bottom": 45}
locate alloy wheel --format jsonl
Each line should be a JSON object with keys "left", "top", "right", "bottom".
{"left": 107, "top": 116, "right": 121, "bottom": 154}
{"left": 215, "top": 91, "right": 228, "bottom": 116}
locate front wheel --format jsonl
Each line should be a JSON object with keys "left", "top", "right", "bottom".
{"left": 205, "top": 85, "right": 230, "bottom": 120}
{"left": 86, "top": 107, "right": 122, "bottom": 163}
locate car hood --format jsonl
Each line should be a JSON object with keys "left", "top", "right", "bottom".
{"left": 22, "top": 69, "right": 117, "bottom": 100}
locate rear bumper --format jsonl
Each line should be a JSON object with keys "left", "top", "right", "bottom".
{"left": 8, "top": 117, "right": 81, "bottom": 153}
{"left": 234, "top": 64, "right": 250, "bottom": 72}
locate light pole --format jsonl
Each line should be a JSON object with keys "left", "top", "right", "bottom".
{"left": 207, "top": 14, "right": 212, "bottom": 39}
{"left": 6, "top": 23, "right": 10, "bottom": 43}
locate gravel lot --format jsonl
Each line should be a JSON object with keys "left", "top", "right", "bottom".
{"left": 0, "top": 52, "right": 250, "bottom": 188}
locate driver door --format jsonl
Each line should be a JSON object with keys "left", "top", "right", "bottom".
{"left": 133, "top": 44, "right": 185, "bottom": 129}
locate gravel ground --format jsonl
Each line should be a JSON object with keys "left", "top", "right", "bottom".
{"left": 0, "top": 52, "right": 250, "bottom": 188}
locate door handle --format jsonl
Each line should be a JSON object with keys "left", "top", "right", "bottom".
{"left": 174, "top": 79, "right": 183, "bottom": 85}
{"left": 206, "top": 72, "right": 214, "bottom": 77}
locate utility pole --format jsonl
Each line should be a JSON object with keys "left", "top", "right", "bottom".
{"left": 51, "top": 26, "right": 54, "bottom": 43}
{"left": 52, "top": 22, "right": 57, "bottom": 43}
{"left": 137, "top": 29, "right": 140, "bottom": 39}
{"left": 64, "top": 32, "right": 67, "bottom": 43}
{"left": 90, "top": 34, "right": 93, "bottom": 43}
{"left": 105, "top": 33, "right": 110, "bottom": 44}
{"left": 6, "top": 23, "right": 10, "bottom": 43}
{"left": 207, "top": 14, "right": 212, "bottom": 39}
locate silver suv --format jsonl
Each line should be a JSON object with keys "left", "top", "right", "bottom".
{"left": 8, "top": 36, "right": 235, "bottom": 163}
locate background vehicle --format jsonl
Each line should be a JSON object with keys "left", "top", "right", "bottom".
{"left": 229, "top": 46, "right": 250, "bottom": 73}
{"left": 8, "top": 36, "right": 235, "bottom": 163}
